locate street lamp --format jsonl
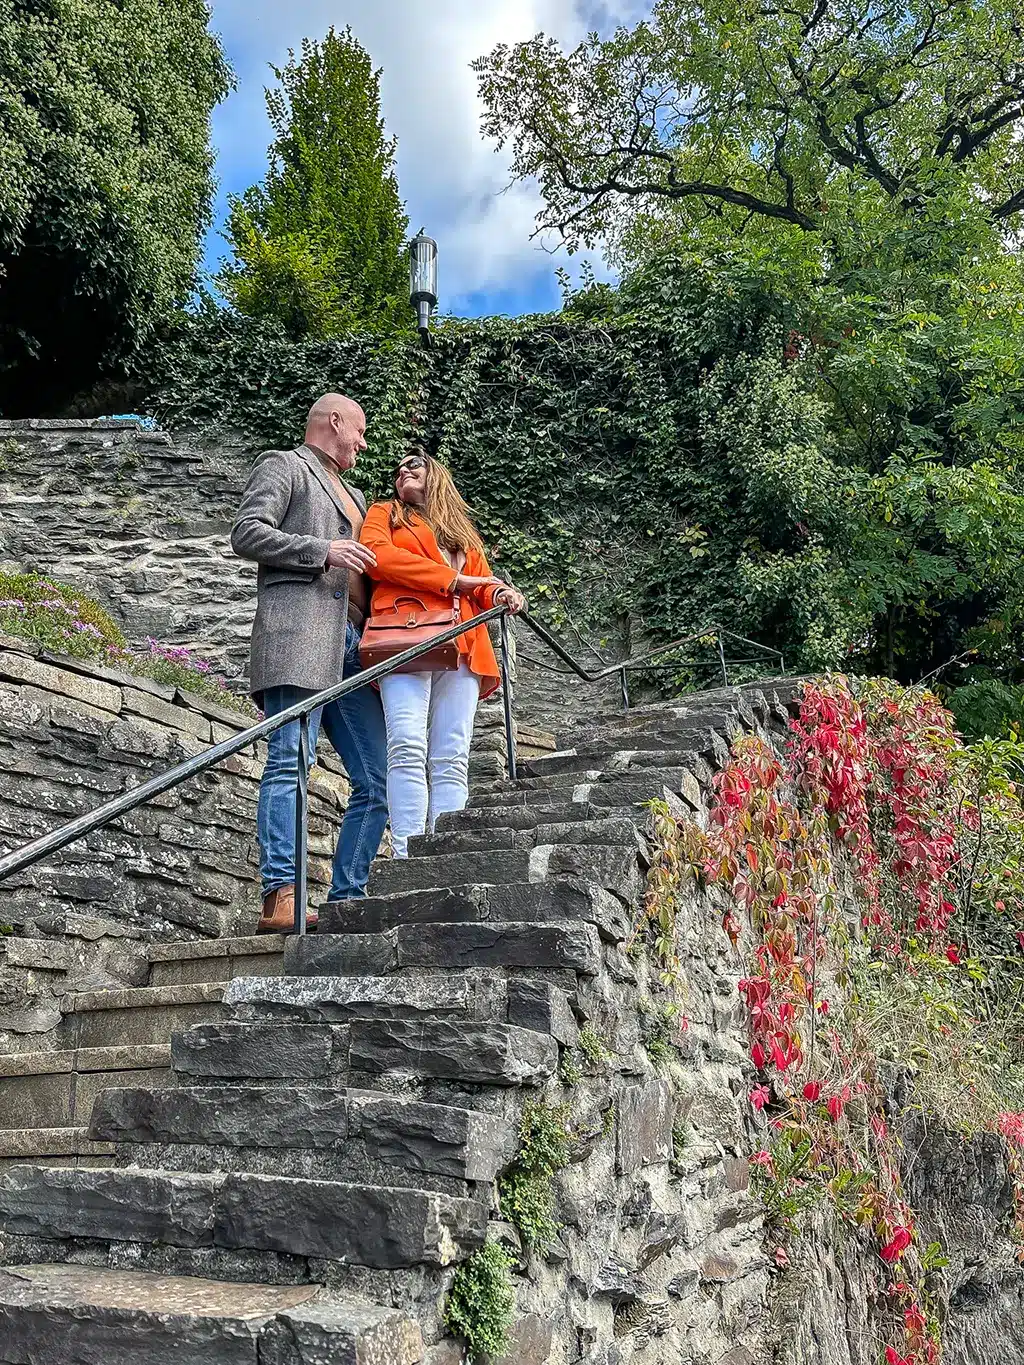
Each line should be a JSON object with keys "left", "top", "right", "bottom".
{"left": 409, "top": 231, "right": 438, "bottom": 343}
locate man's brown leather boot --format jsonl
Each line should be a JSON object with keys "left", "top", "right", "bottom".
{"left": 257, "top": 885, "right": 318, "bottom": 934}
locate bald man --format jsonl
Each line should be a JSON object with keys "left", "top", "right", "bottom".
{"left": 231, "top": 393, "right": 389, "bottom": 931}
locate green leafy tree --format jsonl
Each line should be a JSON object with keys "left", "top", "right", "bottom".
{"left": 0, "top": 0, "right": 231, "bottom": 414}
{"left": 218, "top": 27, "right": 409, "bottom": 337}
{"left": 474, "top": 0, "right": 1024, "bottom": 272}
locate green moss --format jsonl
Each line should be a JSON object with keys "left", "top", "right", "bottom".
{"left": 578, "top": 1024, "right": 612, "bottom": 1066}
{"left": 499, "top": 1100, "right": 573, "bottom": 1249}
{"left": 558, "top": 1050, "right": 582, "bottom": 1086}
{"left": 444, "top": 1244, "right": 515, "bottom": 1361}
{"left": 638, "top": 997, "right": 682, "bottom": 1068}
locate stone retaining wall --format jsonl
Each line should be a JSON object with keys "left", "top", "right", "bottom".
{"left": 0, "top": 635, "right": 348, "bottom": 1050}
{"left": 0, "top": 417, "right": 517, "bottom": 771}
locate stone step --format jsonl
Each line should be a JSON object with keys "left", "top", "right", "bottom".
{"left": 368, "top": 849, "right": 534, "bottom": 897}
{"left": 91, "top": 1085, "right": 513, "bottom": 1183}
{"left": 348, "top": 1017, "right": 559, "bottom": 1087}
{"left": 369, "top": 840, "right": 640, "bottom": 900}
{"left": 0, "top": 1263, "right": 425, "bottom": 1365}
{"left": 562, "top": 705, "right": 745, "bottom": 747}
{"left": 0, "top": 1126, "right": 115, "bottom": 1171}
{"left": 410, "top": 814, "right": 644, "bottom": 858}
{"left": 466, "top": 765, "right": 707, "bottom": 809}
{"left": 0, "top": 1045, "right": 172, "bottom": 1130}
{"left": 64, "top": 983, "right": 227, "bottom": 1049}
{"left": 171, "top": 1016, "right": 558, "bottom": 1089}
{"left": 0, "top": 1165, "right": 487, "bottom": 1269}
{"left": 147, "top": 936, "right": 286, "bottom": 988}
{"left": 220, "top": 971, "right": 577, "bottom": 1048}
{"left": 519, "top": 745, "right": 716, "bottom": 779}
{"left": 286, "top": 919, "right": 602, "bottom": 978}
{"left": 435, "top": 800, "right": 607, "bottom": 831}
{"left": 318, "top": 879, "right": 631, "bottom": 943}
{"left": 222, "top": 969, "right": 508, "bottom": 1024}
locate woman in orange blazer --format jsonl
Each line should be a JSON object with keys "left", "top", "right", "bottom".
{"left": 360, "top": 448, "right": 525, "bottom": 857}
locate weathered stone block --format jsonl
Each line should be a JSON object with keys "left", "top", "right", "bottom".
{"left": 0, "top": 1166, "right": 220, "bottom": 1245}
{"left": 0, "top": 653, "right": 122, "bottom": 714}
{"left": 506, "top": 978, "right": 579, "bottom": 1046}
{"left": 258, "top": 1300, "right": 424, "bottom": 1365}
{"left": 615, "top": 1078, "right": 674, "bottom": 1174}
{"left": 122, "top": 687, "right": 212, "bottom": 741}
{"left": 394, "top": 921, "right": 601, "bottom": 975}
{"left": 0, "top": 1263, "right": 319, "bottom": 1365}
{"left": 91, "top": 1084, "right": 351, "bottom": 1150}
{"left": 348, "top": 1018, "right": 557, "bottom": 1087}
{"left": 224, "top": 972, "right": 504, "bottom": 1024}
{"left": 346, "top": 1091, "right": 512, "bottom": 1182}
{"left": 214, "top": 1173, "right": 486, "bottom": 1267}
{"left": 284, "top": 931, "right": 400, "bottom": 978}
{"left": 3, "top": 939, "right": 74, "bottom": 972}
{"left": 369, "top": 850, "right": 532, "bottom": 897}
{"left": 172, "top": 1022, "right": 335, "bottom": 1079}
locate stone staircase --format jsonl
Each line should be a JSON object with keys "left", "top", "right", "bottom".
{"left": 0, "top": 679, "right": 798, "bottom": 1364}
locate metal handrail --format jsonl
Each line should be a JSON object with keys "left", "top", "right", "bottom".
{"left": 0, "top": 607, "right": 784, "bottom": 931}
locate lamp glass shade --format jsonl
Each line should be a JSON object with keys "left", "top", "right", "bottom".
{"left": 409, "top": 234, "right": 438, "bottom": 305}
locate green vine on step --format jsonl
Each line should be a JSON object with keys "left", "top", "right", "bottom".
{"left": 444, "top": 1244, "right": 516, "bottom": 1362}
{"left": 498, "top": 1100, "right": 573, "bottom": 1249}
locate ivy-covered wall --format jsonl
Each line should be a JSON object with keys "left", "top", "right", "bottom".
{"left": 140, "top": 272, "right": 785, "bottom": 692}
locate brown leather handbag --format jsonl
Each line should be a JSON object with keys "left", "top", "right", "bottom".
{"left": 358, "top": 596, "right": 462, "bottom": 674}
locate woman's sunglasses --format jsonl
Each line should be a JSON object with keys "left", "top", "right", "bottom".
{"left": 394, "top": 456, "right": 427, "bottom": 479}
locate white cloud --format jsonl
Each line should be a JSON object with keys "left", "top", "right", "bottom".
{"left": 207, "top": 0, "right": 640, "bottom": 312}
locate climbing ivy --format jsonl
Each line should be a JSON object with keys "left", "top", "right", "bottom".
{"left": 138, "top": 252, "right": 1024, "bottom": 693}
{"left": 136, "top": 268, "right": 787, "bottom": 675}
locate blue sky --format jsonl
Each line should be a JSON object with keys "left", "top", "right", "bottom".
{"left": 204, "top": 1, "right": 648, "bottom": 318}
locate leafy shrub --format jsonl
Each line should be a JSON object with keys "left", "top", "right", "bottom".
{"left": 577, "top": 1024, "right": 612, "bottom": 1066}
{"left": 946, "top": 680, "right": 1024, "bottom": 743}
{"left": 443, "top": 1244, "right": 515, "bottom": 1361}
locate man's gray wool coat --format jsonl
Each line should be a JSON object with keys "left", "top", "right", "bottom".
{"left": 231, "top": 444, "right": 368, "bottom": 700}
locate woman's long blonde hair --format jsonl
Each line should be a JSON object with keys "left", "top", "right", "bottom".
{"left": 390, "top": 448, "right": 485, "bottom": 556}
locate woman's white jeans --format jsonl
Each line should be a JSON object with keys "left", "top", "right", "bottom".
{"left": 379, "top": 662, "right": 481, "bottom": 857}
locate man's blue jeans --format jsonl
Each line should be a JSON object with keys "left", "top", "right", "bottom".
{"left": 257, "top": 625, "right": 388, "bottom": 900}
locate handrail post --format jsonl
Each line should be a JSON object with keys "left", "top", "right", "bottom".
{"left": 295, "top": 712, "right": 310, "bottom": 936}
{"left": 717, "top": 631, "right": 729, "bottom": 687}
{"left": 620, "top": 667, "right": 630, "bottom": 712}
{"left": 499, "top": 613, "right": 517, "bottom": 783}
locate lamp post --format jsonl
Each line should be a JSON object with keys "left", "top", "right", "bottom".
{"left": 409, "top": 231, "right": 437, "bottom": 344}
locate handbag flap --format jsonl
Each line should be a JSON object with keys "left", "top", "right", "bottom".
{"left": 364, "top": 607, "right": 454, "bottom": 631}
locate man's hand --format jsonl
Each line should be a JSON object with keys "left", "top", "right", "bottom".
{"left": 327, "top": 539, "right": 377, "bottom": 571}
{"left": 494, "top": 585, "right": 527, "bottom": 615}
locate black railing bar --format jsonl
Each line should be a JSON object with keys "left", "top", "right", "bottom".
{"left": 518, "top": 615, "right": 767, "bottom": 681}
{"left": 0, "top": 604, "right": 509, "bottom": 885}
{"left": 517, "top": 652, "right": 784, "bottom": 677}
{"left": 717, "top": 627, "right": 786, "bottom": 658}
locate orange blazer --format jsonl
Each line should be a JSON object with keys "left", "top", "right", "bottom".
{"left": 359, "top": 502, "right": 502, "bottom": 698}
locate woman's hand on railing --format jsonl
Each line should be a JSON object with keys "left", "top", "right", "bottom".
{"left": 494, "top": 585, "right": 526, "bottom": 615}
{"left": 455, "top": 573, "right": 503, "bottom": 598}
